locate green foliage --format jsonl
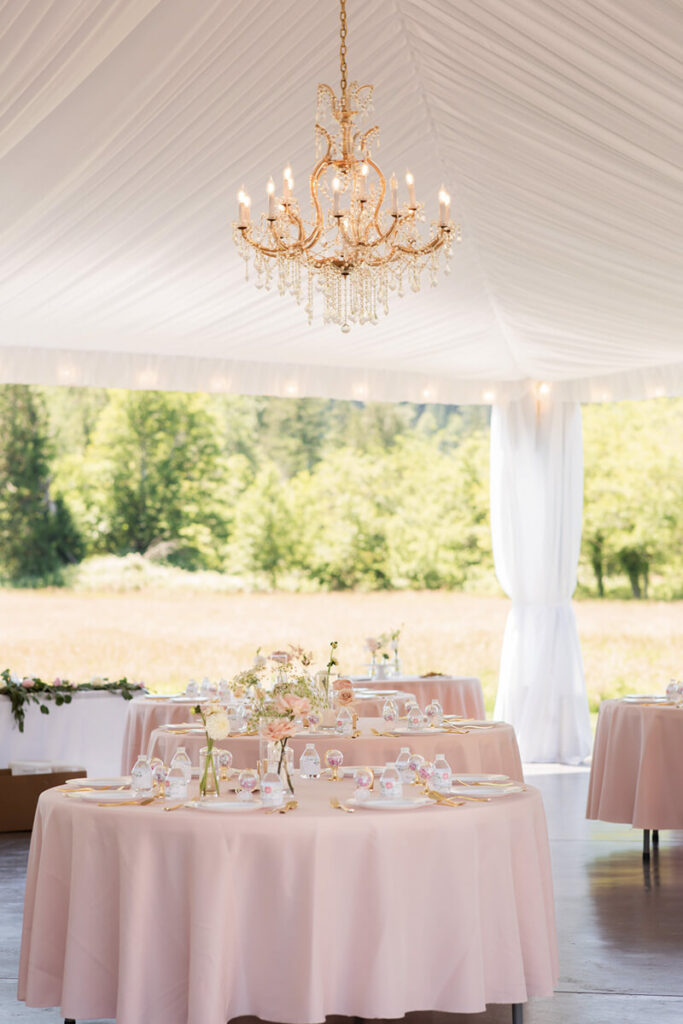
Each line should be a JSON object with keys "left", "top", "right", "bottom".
{"left": 56, "top": 390, "right": 241, "bottom": 569}
{"left": 0, "top": 384, "right": 679, "bottom": 597}
{"left": 0, "top": 385, "right": 83, "bottom": 580}
{"left": 581, "top": 399, "right": 683, "bottom": 598}
{"left": 0, "top": 668, "right": 144, "bottom": 732}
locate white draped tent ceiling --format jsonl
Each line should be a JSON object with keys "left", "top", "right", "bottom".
{"left": 1, "top": 0, "right": 682, "bottom": 405}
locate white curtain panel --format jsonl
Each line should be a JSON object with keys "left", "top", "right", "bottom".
{"left": 491, "top": 393, "right": 592, "bottom": 764}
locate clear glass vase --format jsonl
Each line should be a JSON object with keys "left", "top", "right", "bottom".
{"left": 259, "top": 721, "right": 295, "bottom": 794}
{"left": 199, "top": 740, "right": 220, "bottom": 798}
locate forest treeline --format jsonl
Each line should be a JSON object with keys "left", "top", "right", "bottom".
{"left": 0, "top": 384, "right": 681, "bottom": 598}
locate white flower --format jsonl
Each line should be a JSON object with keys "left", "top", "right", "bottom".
{"left": 205, "top": 710, "right": 230, "bottom": 740}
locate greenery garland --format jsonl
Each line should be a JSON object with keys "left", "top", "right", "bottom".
{"left": 1, "top": 669, "right": 146, "bottom": 732}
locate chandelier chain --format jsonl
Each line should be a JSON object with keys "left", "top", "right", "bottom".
{"left": 339, "top": 0, "right": 348, "bottom": 105}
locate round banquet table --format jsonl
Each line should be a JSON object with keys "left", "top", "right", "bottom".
{"left": 147, "top": 716, "right": 524, "bottom": 782}
{"left": 352, "top": 674, "right": 486, "bottom": 718}
{"left": 122, "top": 692, "right": 416, "bottom": 774}
{"left": 19, "top": 780, "right": 557, "bottom": 1024}
{"left": 586, "top": 698, "right": 683, "bottom": 829}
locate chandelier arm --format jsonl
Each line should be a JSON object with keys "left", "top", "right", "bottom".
{"left": 392, "top": 229, "right": 450, "bottom": 257}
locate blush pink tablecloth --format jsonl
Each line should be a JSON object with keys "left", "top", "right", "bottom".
{"left": 147, "top": 716, "right": 524, "bottom": 781}
{"left": 354, "top": 674, "right": 486, "bottom": 718}
{"left": 19, "top": 780, "right": 557, "bottom": 1024}
{"left": 586, "top": 699, "right": 683, "bottom": 829}
{"left": 122, "top": 692, "right": 416, "bottom": 773}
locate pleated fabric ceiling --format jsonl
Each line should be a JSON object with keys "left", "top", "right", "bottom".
{"left": 0, "top": 0, "right": 681, "bottom": 404}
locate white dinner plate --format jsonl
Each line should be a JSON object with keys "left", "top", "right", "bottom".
{"left": 347, "top": 796, "right": 434, "bottom": 810}
{"left": 450, "top": 784, "right": 525, "bottom": 798}
{"left": 170, "top": 696, "right": 202, "bottom": 703}
{"left": 449, "top": 773, "right": 510, "bottom": 783}
{"left": 622, "top": 695, "right": 668, "bottom": 703}
{"left": 158, "top": 723, "right": 204, "bottom": 732}
{"left": 324, "top": 765, "right": 385, "bottom": 778}
{"left": 185, "top": 799, "right": 263, "bottom": 812}
{"left": 68, "top": 790, "right": 148, "bottom": 803}
{"left": 64, "top": 776, "right": 131, "bottom": 788}
{"left": 385, "top": 726, "right": 445, "bottom": 736}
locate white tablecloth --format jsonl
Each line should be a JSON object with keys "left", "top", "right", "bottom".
{"left": 0, "top": 691, "right": 131, "bottom": 776}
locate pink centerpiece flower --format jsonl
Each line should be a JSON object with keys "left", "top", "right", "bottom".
{"left": 262, "top": 718, "right": 299, "bottom": 743}
{"left": 335, "top": 686, "right": 355, "bottom": 707}
{"left": 274, "top": 693, "right": 311, "bottom": 717}
{"left": 21, "top": 678, "right": 35, "bottom": 689}
{"left": 365, "top": 637, "right": 380, "bottom": 653}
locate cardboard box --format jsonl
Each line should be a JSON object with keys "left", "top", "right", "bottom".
{"left": 0, "top": 766, "right": 87, "bottom": 832}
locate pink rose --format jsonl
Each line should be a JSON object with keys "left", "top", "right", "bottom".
{"left": 21, "top": 679, "right": 36, "bottom": 689}
{"left": 335, "top": 687, "right": 355, "bottom": 707}
{"left": 274, "top": 693, "right": 311, "bottom": 716}
{"left": 262, "top": 719, "right": 298, "bottom": 742}
{"left": 334, "top": 677, "right": 353, "bottom": 691}
{"left": 365, "top": 637, "right": 380, "bottom": 653}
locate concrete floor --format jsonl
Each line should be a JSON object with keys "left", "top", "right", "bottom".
{"left": 2, "top": 768, "right": 682, "bottom": 1023}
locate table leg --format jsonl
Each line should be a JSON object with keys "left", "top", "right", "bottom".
{"left": 653, "top": 829, "right": 659, "bottom": 847}
{"left": 64, "top": 1019, "right": 76, "bottom": 1023}
{"left": 643, "top": 829, "right": 650, "bottom": 860}
{"left": 512, "top": 1003, "right": 524, "bottom": 1024}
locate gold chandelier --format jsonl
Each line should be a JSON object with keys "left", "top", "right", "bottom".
{"left": 233, "top": 0, "right": 459, "bottom": 333}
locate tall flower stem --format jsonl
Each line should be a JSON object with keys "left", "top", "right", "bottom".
{"left": 277, "top": 737, "right": 294, "bottom": 794}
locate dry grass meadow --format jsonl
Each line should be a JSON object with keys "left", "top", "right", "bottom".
{"left": 3, "top": 589, "right": 681, "bottom": 712}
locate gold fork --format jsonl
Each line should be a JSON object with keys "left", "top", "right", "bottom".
{"left": 330, "top": 797, "right": 355, "bottom": 813}
{"left": 266, "top": 799, "right": 298, "bottom": 815}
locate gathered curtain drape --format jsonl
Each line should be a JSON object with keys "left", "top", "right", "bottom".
{"left": 490, "top": 393, "right": 592, "bottom": 764}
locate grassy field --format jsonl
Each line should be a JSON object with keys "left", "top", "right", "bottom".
{"left": 4, "top": 589, "right": 681, "bottom": 712}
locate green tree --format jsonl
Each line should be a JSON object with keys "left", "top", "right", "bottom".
{"left": 0, "top": 385, "right": 82, "bottom": 579}
{"left": 70, "top": 391, "right": 235, "bottom": 567}
{"left": 227, "top": 465, "right": 296, "bottom": 586}
{"left": 582, "top": 399, "right": 683, "bottom": 597}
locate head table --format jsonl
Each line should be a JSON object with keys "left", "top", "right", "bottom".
{"left": 146, "top": 715, "right": 524, "bottom": 782}
{"left": 122, "top": 689, "right": 417, "bottom": 775}
{"left": 1, "top": 691, "right": 131, "bottom": 777}
{"left": 586, "top": 697, "right": 683, "bottom": 829}
{"left": 19, "top": 779, "right": 557, "bottom": 1024}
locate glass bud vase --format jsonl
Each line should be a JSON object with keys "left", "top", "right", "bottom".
{"left": 199, "top": 741, "right": 220, "bottom": 798}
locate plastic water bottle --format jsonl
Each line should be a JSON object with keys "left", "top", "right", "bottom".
{"left": 131, "top": 755, "right": 153, "bottom": 794}
{"left": 407, "top": 706, "right": 424, "bottom": 731}
{"left": 170, "top": 746, "right": 192, "bottom": 785}
{"left": 300, "top": 744, "right": 321, "bottom": 779}
{"left": 185, "top": 678, "right": 199, "bottom": 698}
{"left": 382, "top": 698, "right": 399, "bottom": 724}
{"left": 395, "top": 746, "right": 412, "bottom": 782}
{"left": 218, "top": 678, "right": 233, "bottom": 702}
{"left": 335, "top": 707, "right": 353, "bottom": 735}
{"left": 261, "top": 768, "right": 284, "bottom": 806}
{"left": 379, "top": 762, "right": 403, "bottom": 801}
{"left": 432, "top": 753, "right": 452, "bottom": 794}
{"left": 164, "top": 764, "right": 188, "bottom": 800}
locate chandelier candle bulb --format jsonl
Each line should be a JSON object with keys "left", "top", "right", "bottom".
{"left": 406, "top": 171, "right": 416, "bottom": 208}
{"left": 333, "top": 176, "right": 342, "bottom": 216}
{"left": 439, "top": 188, "right": 450, "bottom": 226}
{"left": 360, "top": 162, "right": 368, "bottom": 200}
{"left": 283, "top": 166, "right": 293, "bottom": 200}
{"left": 390, "top": 173, "right": 398, "bottom": 215}
{"left": 267, "top": 178, "right": 276, "bottom": 219}
{"left": 237, "top": 187, "right": 248, "bottom": 228}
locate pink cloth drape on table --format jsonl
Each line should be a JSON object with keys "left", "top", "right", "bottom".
{"left": 19, "top": 781, "right": 557, "bottom": 1024}
{"left": 586, "top": 699, "right": 683, "bottom": 829}
{"left": 354, "top": 675, "right": 485, "bottom": 718}
{"left": 146, "top": 716, "right": 524, "bottom": 781}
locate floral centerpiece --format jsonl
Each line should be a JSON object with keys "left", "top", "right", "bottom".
{"left": 193, "top": 701, "right": 231, "bottom": 797}
{"left": 244, "top": 646, "right": 328, "bottom": 794}
{"left": 0, "top": 669, "right": 145, "bottom": 732}
{"left": 365, "top": 627, "right": 402, "bottom": 677}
